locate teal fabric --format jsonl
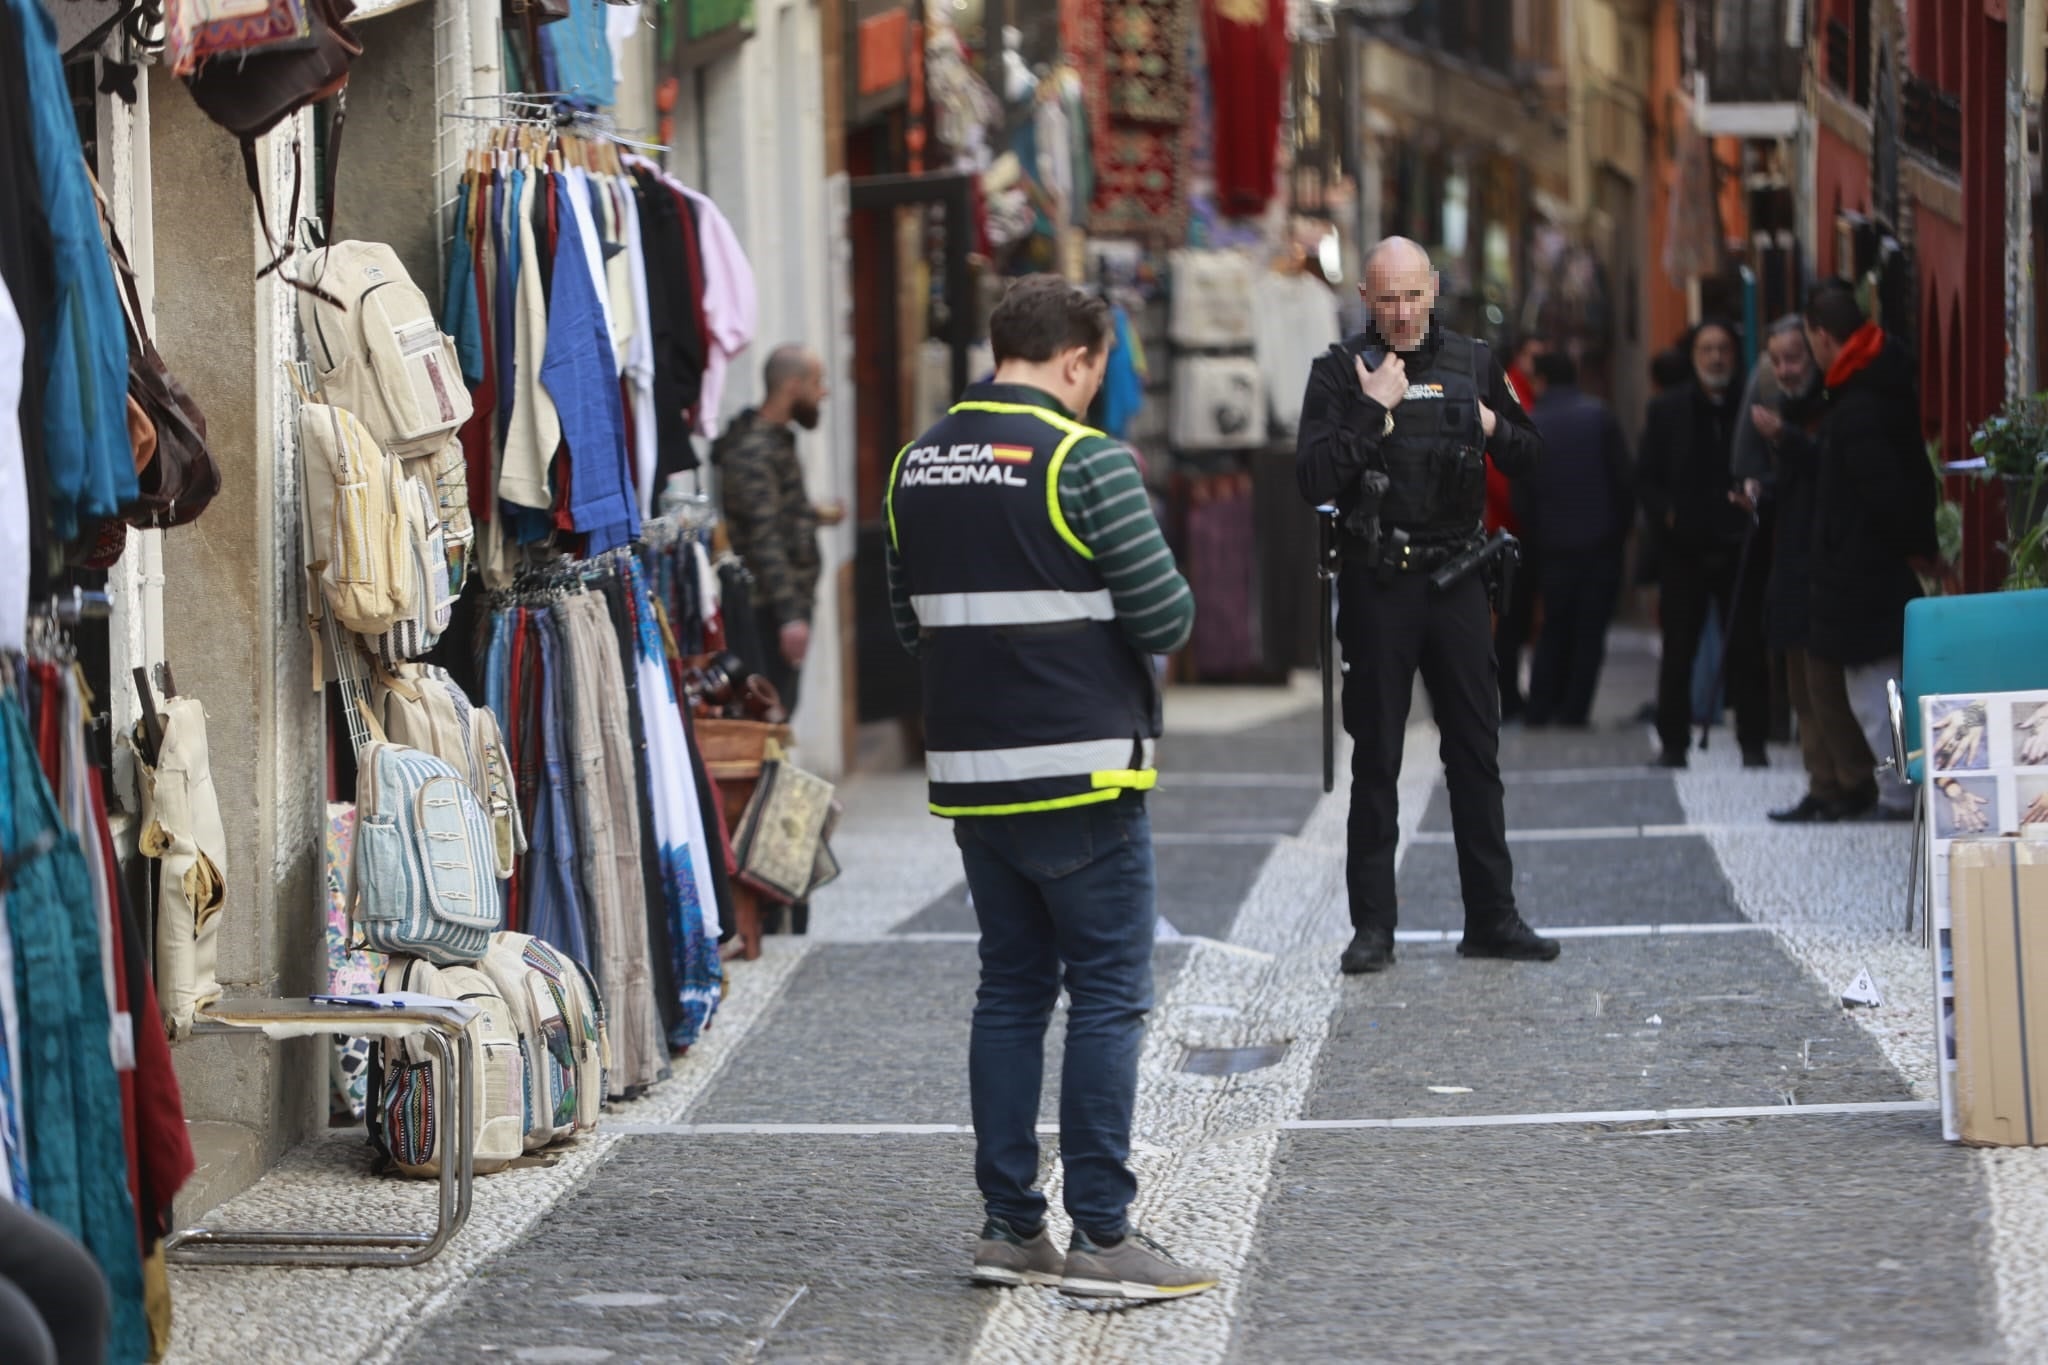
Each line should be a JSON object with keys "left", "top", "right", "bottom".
{"left": 11, "top": 0, "right": 136, "bottom": 539}
{"left": 1901, "top": 589, "right": 2048, "bottom": 783}
{"left": 1, "top": 694, "right": 144, "bottom": 1362}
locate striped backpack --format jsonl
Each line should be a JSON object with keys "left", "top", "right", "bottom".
{"left": 478, "top": 933, "right": 608, "bottom": 1148}
{"left": 367, "top": 957, "right": 526, "bottom": 1177}
{"left": 349, "top": 740, "right": 501, "bottom": 964}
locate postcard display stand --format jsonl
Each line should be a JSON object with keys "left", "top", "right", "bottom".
{"left": 1923, "top": 689, "right": 2048, "bottom": 1139}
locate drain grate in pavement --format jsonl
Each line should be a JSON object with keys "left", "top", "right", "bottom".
{"left": 1181, "top": 1042, "right": 1291, "bottom": 1075}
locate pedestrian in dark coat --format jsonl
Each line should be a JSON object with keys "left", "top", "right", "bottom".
{"left": 1798, "top": 280, "right": 1941, "bottom": 819}
{"left": 1638, "top": 320, "right": 1771, "bottom": 768}
{"left": 1517, "top": 349, "right": 1632, "bottom": 728}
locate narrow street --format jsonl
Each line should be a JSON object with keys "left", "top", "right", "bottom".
{"left": 156, "top": 634, "right": 2034, "bottom": 1363}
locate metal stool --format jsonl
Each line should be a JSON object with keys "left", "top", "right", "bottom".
{"left": 163, "top": 996, "right": 477, "bottom": 1268}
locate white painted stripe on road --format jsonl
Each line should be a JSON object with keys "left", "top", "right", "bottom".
{"left": 1409, "top": 824, "right": 1731, "bottom": 844}
{"left": 1390, "top": 923, "right": 1768, "bottom": 943}
{"left": 888, "top": 930, "right": 1275, "bottom": 961}
{"left": 1283, "top": 1100, "right": 1938, "bottom": 1132}
{"left": 613, "top": 1101, "right": 1936, "bottom": 1140}
{"left": 1500, "top": 766, "right": 1668, "bottom": 785}
{"left": 1156, "top": 772, "right": 1325, "bottom": 789}
{"left": 1152, "top": 831, "right": 1288, "bottom": 845}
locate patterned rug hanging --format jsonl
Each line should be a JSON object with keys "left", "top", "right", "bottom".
{"left": 1093, "top": 122, "right": 1193, "bottom": 237}
{"left": 1103, "top": 0, "right": 1192, "bottom": 123}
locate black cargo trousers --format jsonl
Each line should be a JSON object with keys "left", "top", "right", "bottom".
{"left": 1335, "top": 560, "right": 1517, "bottom": 939}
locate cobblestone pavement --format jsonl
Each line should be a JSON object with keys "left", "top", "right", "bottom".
{"left": 169, "top": 644, "right": 2036, "bottom": 1363}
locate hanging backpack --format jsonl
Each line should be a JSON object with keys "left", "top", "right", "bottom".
{"left": 561, "top": 950, "right": 611, "bottom": 1125}
{"left": 349, "top": 738, "right": 501, "bottom": 965}
{"left": 365, "top": 957, "right": 526, "bottom": 1177}
{"left": 365, "top": 474, "right": 453, "bottom": 668}
{"left": 295, "top": 239, "right": 476, "bottom": 583}
{"left": 182, "top": 0, "right": 361, "bottom": 296}
{"left": 477, "top": 934, "right": 581, "bottom": 1150}
{"left": 373, "top": 663, "right": 524, "bottom": 878}
{"left": 134, "top": 696, "right": 228, "bottom": 1040}
{"left": 299, "top": 401, "right": 415, "bottom": 637}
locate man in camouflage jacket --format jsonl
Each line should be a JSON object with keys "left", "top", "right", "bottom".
{"left": 715, "top": 345, "right": 840, "bottom": 714}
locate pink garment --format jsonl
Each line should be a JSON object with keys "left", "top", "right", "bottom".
{"left": 678, "top": 187, "right": 756, "bottom": 437}
{"left": 622, "top": 158, "right": 757, "bottom": 439}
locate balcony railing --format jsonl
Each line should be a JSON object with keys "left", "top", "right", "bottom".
{"left": 1693, "top": 0, "right": 1804, "bottom": 106}
{"left": 1903, "top": 73, "right": 1963, "bottom": 173}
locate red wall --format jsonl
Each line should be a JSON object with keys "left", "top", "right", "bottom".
{"left": 1812, "top": 122, "right": 1872, "bottom": 280}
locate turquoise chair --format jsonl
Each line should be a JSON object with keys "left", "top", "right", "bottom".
{"left": 1887, "top": 588, "right": 2048, "bottom": 936}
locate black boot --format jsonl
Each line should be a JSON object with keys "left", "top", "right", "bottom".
{"left": 1340, "top": 930, "right": 1395, "bottom": 975}
{"left": 1458, "top": 914, "right": 1561, "bottom": 962}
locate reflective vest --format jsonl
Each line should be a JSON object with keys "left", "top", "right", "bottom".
{"left": 1360, "top": 330, "right": 1491, "bottom": 540}
{"left": 887, "top": 391, "right": 1160, "bottom": 817}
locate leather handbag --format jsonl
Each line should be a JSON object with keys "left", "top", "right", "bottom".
{"left": 183, "top": 0, "right": 360, "bottom": 295}
{"left": 183, "top": 0, "right": 360, "bottom": 141}
{"left": 105, "top": 217, "right": 220, "bottom": 528}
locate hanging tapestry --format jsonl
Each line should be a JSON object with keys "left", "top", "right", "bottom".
{"left": 1103, "top": 0, "right": 1191, "bottom": 124}
{"left": 1060, "top": 0, "right": 1111, "bottom": 176}
{"left": 1092, "top": 121, "right": 1193, "bottom": 238}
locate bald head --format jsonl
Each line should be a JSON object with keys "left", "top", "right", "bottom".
{"left": 761, "top": 343, "right": 827, "bottom": 430}
{"left": 1363, "top": 236, "right": 1431, "bottom": 276}
{"left": 1360, "top": 236, "right": 1439, "bottom": 353}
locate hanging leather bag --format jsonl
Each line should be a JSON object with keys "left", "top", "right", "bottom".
{"left": 183, "top": 0, "right": 360, "bottom": 295}
{"left": 105, "top": 216, "right": 220, "bottom": 528}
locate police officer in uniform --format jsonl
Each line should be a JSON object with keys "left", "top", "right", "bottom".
{"left": 1297, "top": 236, "right": 1561, "bottom": 975}
{"left": 887, "top": 275, "right": 1218, "bottom": 1300}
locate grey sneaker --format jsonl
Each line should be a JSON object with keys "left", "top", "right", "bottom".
{"left": 972, "top": 1218, "right": 1064, "bottom": 1288}
{"left": 1060, "top": 1228, "right": 1220, "bottom": 1300}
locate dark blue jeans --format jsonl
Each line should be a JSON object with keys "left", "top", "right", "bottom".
{"left": 954, "top": 796, "right": 1156, "bottom": 1240}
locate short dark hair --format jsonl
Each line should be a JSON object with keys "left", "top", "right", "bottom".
{"left": 1804, "top": 278, "right": 1866, "bottom": 342}
{"left": 1689, "top": 317, "right": 1741, "bottom": 354}
{"left": 989, "top": 275, "right": 1113, "bottom": 365}
{"left": 1650, "top": 347, "right": 1691, "bottom": 390}
{"left": 1533, "top": 349, "right": 1578, "bottom": 388}
{"left": 763, "top": 344, "right": 814, "bottom": 395}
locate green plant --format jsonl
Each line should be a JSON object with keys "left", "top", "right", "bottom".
{"left": 1972, "top": 393, "right": 2048, "bottom": 478}
{"left": 2006, "top": 515, "right": 2048, "bottom": 591}
{"left": 1929, "top": 438, "right": 1964, "bottom": 570}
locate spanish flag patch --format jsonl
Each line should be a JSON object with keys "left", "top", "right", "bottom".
{"left": 990, "top": 444, "right": 1033, "bottom": 464}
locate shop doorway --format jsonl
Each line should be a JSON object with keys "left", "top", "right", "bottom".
{"left": 845, "top": 169, "right": 975, "bottom": 738}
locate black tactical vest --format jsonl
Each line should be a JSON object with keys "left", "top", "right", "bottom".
{"left": 1357, "top": 332, "right": 1490, "bottom": 542}
{"left": 886, "top": 388, "right": 1160, "bottom": 818}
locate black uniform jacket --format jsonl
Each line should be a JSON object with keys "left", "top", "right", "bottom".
{"left": 1296, "top": 326, "right": 1543, "bottom": 524}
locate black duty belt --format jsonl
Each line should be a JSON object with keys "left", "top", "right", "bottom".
{"left": 1340, "top": 535, "right": 1477, "bottom": 573}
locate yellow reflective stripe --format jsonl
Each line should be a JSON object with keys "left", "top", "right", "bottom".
{"left": 930, "top": 788, "right": 1127, "bottom": 818}
{"left": 884, "top": 441, "right": 914, "bottom": 550}
{"left": 929, "top": 769, "right": 1158, "bottom": 817}
{"left": 1045, "top": 431, "right": 1092, "bottom": 560}
{"left": 938, "top": 400, "right": 1102, "bottom": 558}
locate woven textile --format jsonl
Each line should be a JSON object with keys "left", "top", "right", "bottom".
{"left": 1060, "top": 0, "right": 1112, "bottom": 184}
{"left": 1092, "top": 122, "right": 1192, "bottom": 237}
{"left": 323, "top": 803, "right": 382, "bottom": 1120}
{"left": 1103, "top": 0, "right": 1191, "bottom": 123}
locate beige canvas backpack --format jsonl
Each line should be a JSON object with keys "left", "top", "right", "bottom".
{"left": 135, "top": 697, "right": 228, "bottom": 1039}
{"left": 299, "top": 400, "right": 415, "bottom": 637}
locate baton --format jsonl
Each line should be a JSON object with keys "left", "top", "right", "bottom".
{"left": 1317, "top": 505, "right": 1341, "bottom": 794}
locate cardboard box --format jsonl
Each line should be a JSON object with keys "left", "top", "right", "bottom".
{"left": 1949, "top": 837, "right": 2048, "bottom": 1146}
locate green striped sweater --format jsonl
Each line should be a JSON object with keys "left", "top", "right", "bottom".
{"left": 886, "top": 423, "right": 1194, "bottom": 658}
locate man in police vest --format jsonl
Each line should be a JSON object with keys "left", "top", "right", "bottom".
{"left": 887, "top": 275, "right": 1217, "bottom": 1301}
{"left": 1298, "top": 236, "right": 1560, "bottom": 975}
